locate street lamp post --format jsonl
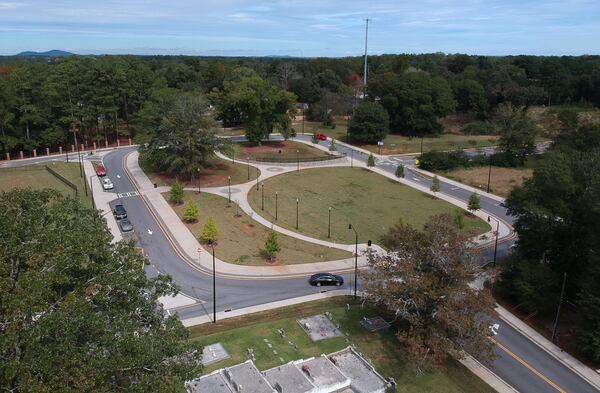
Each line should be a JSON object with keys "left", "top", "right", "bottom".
{"left": 295, "top": 198, "right": 299, "bottom": 230}
{"left": 420, "top": 136, "right": 424, "bottom": 155}
{"left": 261, "top": 183, "right": 265, "bottom": 210}
{"left": 197, "top": 168, "right": 201, "bottom": 193}
{"left": 493, "top": 219, "right": 499, "bottom": 267}
{"left": 328, "top": 207, "right": 332, "bottom": 238}
{"left": 275, "top": 192, "right": 278, "bottom": 220}
{"left": 247, "top": 157, "right": 250, "bottom": 180}
{"left": 208, "top": 240, "right": 216, "bottom": 323}
{"left": 296, "top": 150, "right": 300, "bottom": 172}
{"left": 486, "top": 156, "right": 492, "bottom": 193}
{"left": 348, "top": 224, "right": 358, "bottom": 299}
{"left": 256, "top": 168, "right": 259, "bottom": 190}
{"left": 228, "top": 176, "right": 231, "bottom": 203}
{"left": 89, "top": 174, "right": 95, "bottom": 208}
{"left": 351, "top": 150, "right": 354, "bottom": 168}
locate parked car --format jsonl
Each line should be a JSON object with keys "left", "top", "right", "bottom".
{"left": 113, "top": 204, "right": 127, "bottom": 219}
{"left": 95, "top": 165, "right": 107, "bottom": 177}
{"left": 102, "top": 178, "right": 114, "bottom": 190}
{"left": 119, "top": 218, "right": 134, "bottom": 232}
{"left": 309, "top": 273, "right": 344, "bottom": 287}
{"left": 315, "top": 133, "right": 328, "bottom": 141}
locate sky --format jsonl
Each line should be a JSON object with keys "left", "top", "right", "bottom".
{"left": 1, "top": 0, "right": 599, "bottom": 56}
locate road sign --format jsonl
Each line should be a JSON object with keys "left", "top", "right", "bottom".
{"left": 415, "top": 159, "right": 420, "bottom": 165}
{"left": 377, "top": 141, "right": 384, "bottom": 146}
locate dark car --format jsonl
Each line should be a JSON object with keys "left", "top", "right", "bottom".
{"left": 119, "top": 218, "right": 134, "bottom": 232}
{"left": 309, "top": 273, "right": 344, "bottom": 287}
{"left": 315, "top": 133, "right": 328, "bottom": 141}
{"left": 95, "top": 164, "right": 107, "bottom": 177}
{"left": 113, "top": 204, "right": 127, "bottom": 219}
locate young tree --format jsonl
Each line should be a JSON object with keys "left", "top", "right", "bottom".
{"left": 395, "top": 164, "right": 405, "bottom": 178}
{"left": 453, "top": 209, "right": 465, "bottom": 229}
{"left": 365, "top": 214, "right": 495, "bottom": 371}
{"left": 182, "top": 200, "right": 200, "bottom": 222}
{"left": 201, "top": 216, "right": 219, "bottom": 242}
{"left": 467, "top": 192, "right": 481, "bottom": 214}
{"left": 264, "top": 230, "right": 281, "bottom": 261}
{"left": 329, "top": 138, "right": 337, "bottom": 152}
{"left": 347, "top": 101, "right": 389, "bottom": 143}
{"left": 169, "top": 181, "right": 184, "bottom": 204}
{"left": 430, "top": 175, "right": 441, "bottom": 195}
{"left": 367, "top": 153, "right": 375, "bottom": 167}
{"left": 0, "top": 189, "right": 202, "bottom": 391}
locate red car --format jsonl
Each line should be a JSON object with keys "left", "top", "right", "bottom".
{"left": 95, "top": 164, "right": 107, "bottom": 177}
{"left": 315, "top": 133, "right": 328, "bottom": 141}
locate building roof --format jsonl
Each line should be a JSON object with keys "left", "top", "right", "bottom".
{"left": 296, "top": 356, "right": 349, "bottom": 390}
{"left": 263, "top": 362, "right": 316, "bottom": 393}
{"left": 329, "top": 348, "right": 388, "bottom": 393}
{"left": 187, "top": 371, "right": 234, "bottom": 393}
{"left": 224, "top": 361, "right": 275, "bottom": 393}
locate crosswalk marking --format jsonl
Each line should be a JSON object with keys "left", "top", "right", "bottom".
{"left": 117, "top": 191, "right": 139, "bottom": 198}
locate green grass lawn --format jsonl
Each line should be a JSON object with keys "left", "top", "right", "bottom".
{"left": 189, "top": 297, "right": 495, "bottom": 393}
{"left": 225, "top": 140, "right": 331, "bottom": 162}
{"left": 140, "top": 156, "right": 260, "bottom": 188}
{"left": 248, "top": 167, "right": 490, "bottom": 245}
{"left": 294, "top": 121, "right": 500, "bottom": 155}
{"left": 170, "top": 191, "right": 351, "bottom": 265}
{"left": 0, "top": 162, "right": 91, "bottom": 207}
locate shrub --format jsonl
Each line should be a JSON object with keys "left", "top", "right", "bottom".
{"left": 468, "top": 192, "right": 481, "bottom": 213}
{"left": 329, "top": 138, "right": 337, "bottom": 151}
{"left": 264, "top": 230, "right": 281, "bottom": 260}
{"left": 182, "top": 200, "right": 200, "bottom": 222}
{"left": 462, "top": 121, "right": 495, "bottom": 135}
{"left": 430, "top": 176, "right": 441, "bottom": 194}
{"left": 169, "top": 181, "right": 184, "bottom": 204}
{"left": 395, "top": 164, "right": 404, "bottom": 178}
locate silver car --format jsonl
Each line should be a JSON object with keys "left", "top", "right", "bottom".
{"left": 119, "top": 218, "right": 134, "bottom": 232}
{"left": 102, "top": 178, "right": 114, "bottom": 190}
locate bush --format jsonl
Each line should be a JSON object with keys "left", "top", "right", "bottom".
{"left": 182, "top": 200, "right": 200, "bottom": 222}
{"left": 169, "top": 181, "right": 184, "bottom": 204}
{"left": 264, "top": 230, "right": 281, "bottom": 260}
{"left": 329, "top": 139, "right": 337, "bottom": 152}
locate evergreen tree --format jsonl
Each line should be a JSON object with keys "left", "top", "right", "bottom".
{"left": 169, "top": 181, "right": 184, "bottom": 204}
{"left": 468, "top": 192, "right": 481, "bottom": 213}
{"left": 367, "top": 153, "right": 375, "bottom": 167}
{"left": 201, "top": 216, "right": 219, "bottom": 242}
{"left": 182, "top": 200, "right": 200, "bottom": 222}
{"left": 430, "top": 176, "right": 441, "bottom": 195}
{"left": 395, "top": 164, "right": 404, "bottom": 178}
{"left": 264, "top": 230, "right": 281, "bottom": 260}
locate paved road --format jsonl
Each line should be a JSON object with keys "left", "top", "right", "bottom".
{"left": 5, "top": 144, "right": 598, "bottom": 392}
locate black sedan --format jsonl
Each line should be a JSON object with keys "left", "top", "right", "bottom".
{"left": 113, "top": 204, "right": 127, "bottom": 219}
{"left": 309, "top": 273, "right": 344, "bottom": 287}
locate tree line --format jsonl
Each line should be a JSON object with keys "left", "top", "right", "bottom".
{"left": 1, "top": 54, "right": 599, "bottom": 157}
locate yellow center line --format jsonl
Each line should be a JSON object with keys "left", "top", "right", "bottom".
{"left": 490, "top": 337, "right": 567, "bottom": 393}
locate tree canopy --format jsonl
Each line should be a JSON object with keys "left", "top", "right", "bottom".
{"left": 0, "top": 189, "right": 201, "bottom": 392}
{"left": 347, "top": 101, "right": 389, "bottom": 143}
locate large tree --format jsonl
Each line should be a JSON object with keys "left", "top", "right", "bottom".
{"left": 143, "top": 92, "right": 218, "bottom": 179}
{"left": 381, "top": 72, "right": 456, "bottom": 136}
{"left": 364, "top": 214, "right": 495, "bottom": 370}
{"left": 220, "top": 75, "right": 297, "bottom": 143}
{"left": 492, "top": 102, "right": 538, "bottom": 164}
{"left": 347, "top": 101, "right": 389, "bottom": 143}
{"left": 0, "top": 189, "right": 202, "bottom": 391}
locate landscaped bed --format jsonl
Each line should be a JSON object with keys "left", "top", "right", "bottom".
{"left": 248, "top": 167, "right": 490, "bottom": 244}
{"left": 226, "top": 140, "right": 332, "bottom": 162}
{"left": 170, "top": 191, "right": 351, "bottom": 265}
{"left": 188, "top": 297, "right": 496, "bottom": 393}
{"left": 0, "top": 162, "right": 91, "bottom": 207}
{"left": 140, "top": 156, "right": 260, "bottom": 188}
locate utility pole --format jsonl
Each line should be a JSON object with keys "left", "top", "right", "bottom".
{"left": 551, "top": 272, "right": 568, "bottom": 343}
{"left": 363, "top": 18, "right": 370, "bottom": 98}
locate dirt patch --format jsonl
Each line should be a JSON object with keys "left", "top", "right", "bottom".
{"left": 445, "top": 167, "right": 533, "bottom": 197}
{"left": 440, "top": 113, "right": 477, "bottom": 134}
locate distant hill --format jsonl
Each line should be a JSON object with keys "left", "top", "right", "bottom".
{"left": 14, "top": 50, "right": 75, "bottom": 57}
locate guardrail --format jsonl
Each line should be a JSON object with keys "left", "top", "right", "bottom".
{"left": 45, "top": 165, "right": 79, "bottom": 196}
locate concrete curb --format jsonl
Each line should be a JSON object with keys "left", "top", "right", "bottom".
{"left": 496, "top": 305, "right": 600, "bottom": 391}
{"left": 459, "top": 353, "right": 519, "bottom": 393}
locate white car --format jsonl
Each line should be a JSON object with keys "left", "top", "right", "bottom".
{"left": 102, "top": 178, "right": 114, "bottom": 190}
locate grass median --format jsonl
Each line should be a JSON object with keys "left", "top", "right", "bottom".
{"left": 0, "top": 162, "right": 91, "bottom": 207}
{"left": 248, "top": 167, "right": 490, "bottom": 245}
{"left": 226, "top": 140, "right": 331, "bottom": 162}
{"left": 189, "top": 297, "right": 495, "bottom": 393}
{"left": 170, "top": 191, "right": 351, "bottom": 265}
